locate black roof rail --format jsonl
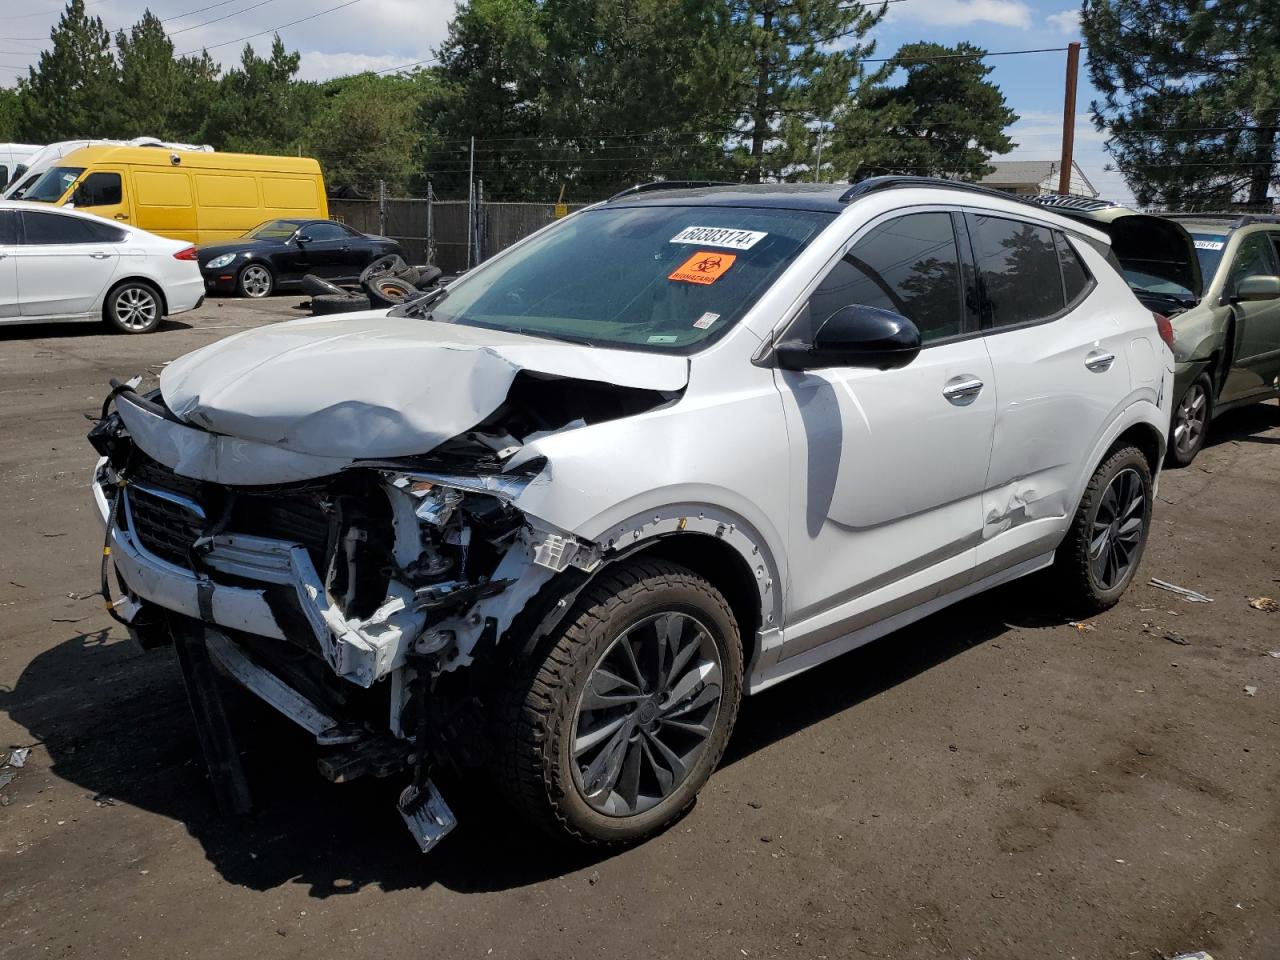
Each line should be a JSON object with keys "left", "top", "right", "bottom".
{"left": 1160, "top": 211, "right": 1280, "bottom": 228}
{"left": 607, "top": 180, "right": 736, "bottom": 202}
{"left": 838, "top": 175, "right": 1035, "bottom": 205}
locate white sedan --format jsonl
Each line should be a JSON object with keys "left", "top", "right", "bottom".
{"left": 0, "top": 201, "right": 204, "bottom": 334}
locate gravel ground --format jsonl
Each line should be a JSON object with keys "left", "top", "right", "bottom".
{"left": 1, "top": 297, "right": 1277, "bottom": 960}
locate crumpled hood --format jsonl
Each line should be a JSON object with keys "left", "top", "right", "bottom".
{"left": 159, "top": 312, "right": 689, "bottom": 459}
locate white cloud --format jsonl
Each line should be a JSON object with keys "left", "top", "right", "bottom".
{"left": 1046, "top": 9, "right": 1081, "bottom": 35}
{"left": 296, "top": 50, "right": 428, "bottom": 82}
{"left": 887, "top": 0, "right": 1033, "bottom": 29}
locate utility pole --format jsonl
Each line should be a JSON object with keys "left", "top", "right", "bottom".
{"left": 1057, "top": 41, "right": 1081, "bottom": 196}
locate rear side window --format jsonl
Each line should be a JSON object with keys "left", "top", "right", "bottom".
{"left": 0, "top": 210, "right": 16, "bottom": 245}
{"left": 301, "top": 221, "right": 346, "bottom": 241}
{"left": 73, "top": 172, "right": 122, "bottom": 208}
{"left": 802, "top": 212, "right": 966, "bottom": 344}
{"left": 21, "top": 211, "right": 125, "bottom": 245}
{"left": 1056, "top": 233, "right": 1093, "bottom": 306}
{"left": 970, "top": 215, "right": 1065, "bottom": 327}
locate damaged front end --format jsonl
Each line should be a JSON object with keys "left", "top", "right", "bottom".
{"left": 88, "top": 383, "right": 613, "bottom": 852}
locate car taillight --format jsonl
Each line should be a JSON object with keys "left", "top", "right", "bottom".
{"left": 1152, "top": 312, "right": 1175, "bottom": 351}
{"left": 173, "top": 247, "right": 198, "bottom": 261}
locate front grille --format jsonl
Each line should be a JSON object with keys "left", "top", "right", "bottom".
{"left": 127, "top": 484, "right": 205, "bottom": 567}
{"left": 123, "top": 455, "right": 333, "bottom": 573}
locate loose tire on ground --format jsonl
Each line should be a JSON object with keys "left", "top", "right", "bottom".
{"left": 236, "top": 262, "right": 274, "bottom": 298}
{"left": 104, "top": 281, "right": 163, "bottom": 334}
{"left": 491, "top": 558, "right": 743, "bottom": 847}
{"left": 300, "top": 274, "right": 346, "bottom": 298}
{"left": 311, "top": 292, "right": 371, "bottom": 315}
{"left": 358, "top": 254, "right": 408, "bottom": 287}
{"left": 1052, "top": 443, "right": 1153, "bottom": 615}
{"left": 1166, "top": 371, "right": 1213, "bottom": 467}
{"left": 365, "top": 275, "right": 418, "bottom": 306}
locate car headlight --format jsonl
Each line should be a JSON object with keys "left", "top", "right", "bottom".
{"left": 206, "top": 253, "right": 236, "bottom": 269}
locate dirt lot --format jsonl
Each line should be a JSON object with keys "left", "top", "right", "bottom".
{"left": 0, "top": 297, "right": 1277, "bottom": 960}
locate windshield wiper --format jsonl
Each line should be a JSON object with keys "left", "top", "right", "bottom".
{"left": 388, "top": 285, "right": 450, "bottom": 320}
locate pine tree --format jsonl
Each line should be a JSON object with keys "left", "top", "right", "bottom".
{"left": 836, "top": 42, "right": 1019, "bottom": 181}
{"left": 205, "top": 37, "right": 316, "bottom": 153}
{"left": 1083, "top": 0, "right": 1280, "bottom": 209}
{"left": 15, "top": 0, "right": 120, "bottom": 140}
{"left": 114, "top": 11, "right": 182, "bottom": 139}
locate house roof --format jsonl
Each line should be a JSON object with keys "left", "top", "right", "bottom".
{"left": 980, "top": 160, "right": 1098, "bottom": 198}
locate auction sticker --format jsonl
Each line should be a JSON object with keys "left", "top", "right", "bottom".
{"left": 669, "top": 251, "right": 736, "bottom": 285}
{"left": 671, "top": 226, "right": 767, "bottom": 250}
{"left": 1193, "top": 238, "right": 1225, "bottom": 250}
{"left": 693, "top": 312, "right": 720, "bottom": 329}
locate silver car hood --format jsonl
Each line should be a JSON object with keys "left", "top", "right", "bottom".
{"left": 159, "top": 312, "right": 689, "bottom": 460}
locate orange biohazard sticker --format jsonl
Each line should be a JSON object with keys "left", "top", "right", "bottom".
{"left": 668, "top": 250, "right": 737, "bottom": 285}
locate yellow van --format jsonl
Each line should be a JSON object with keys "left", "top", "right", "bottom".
{"left": 23, "top": 146, "right": 327, "bottom": 244}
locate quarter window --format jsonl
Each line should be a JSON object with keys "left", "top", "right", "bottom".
{"left": 802, "top": 212, "right": 966, "bottom": 344}
{"left": 1056, "top": 233, "right": 1092, "bottom": 306}
{"left": 73, "top": 172, "right": 123, "bottom": 208}
{"left": 970, "top": 215, "right": 1065, "bottom": 327}
{"left": 21, "top": 211, "right": 125, "bottom": 245}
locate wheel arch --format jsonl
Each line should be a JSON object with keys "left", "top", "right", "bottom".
{"left": 103, "top": 275, "right": 168, "bottom": 319}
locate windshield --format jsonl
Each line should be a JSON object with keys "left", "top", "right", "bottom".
{"left": 24, "top": 165, "right": 83, "bottom": 203}
{"left": 1123, "top": 267, "right": 1197, "bottom": 302}
{"left": 1190, "top": 233, "right": 1228, "bottom": 280}
{"left": 247, "top": 219, "right": 306, "bottom": 240}
{"left": 425, "top": 205, "right": 833, "bottom": 352}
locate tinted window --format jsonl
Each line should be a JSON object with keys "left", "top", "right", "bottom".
{"left": 0, "top": 210, "right": 17, "bottom": 245}
{"left": 801, "top": 212, "right": 965, "bottom": 343}
{"left": 0, "top": 166, "right": 7, "bottom": 185}
{"left": 970, "top": 215, "right": 1065, "bottom": 327}
{"left": 74, "top": 172, "right": 122, "bottom": 207}
{"left": 1056, "top": 233, "right": 1092, "bottom": 305}
{"left": 21, "top": 211, "right": 124, "bottom": 245}
{"left": 1226, "top": 234, "right": 1279, "bottom": 293}
{"left": 300, "top": 221, "right": 347, "bottom": 241}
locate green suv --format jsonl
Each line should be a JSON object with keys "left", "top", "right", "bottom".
{"left": 1035, "top": 197, "right": 1280, "bottom": 465}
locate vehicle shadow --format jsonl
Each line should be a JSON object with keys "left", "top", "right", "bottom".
{"left": 0, "top": 581, "right": 1047, "bottom": 898}
{"left": 1204, "top": 398, "right": 1280, "bottom": 449}
{"left": 0, "top": 318, "right": 193, "bottom": 340}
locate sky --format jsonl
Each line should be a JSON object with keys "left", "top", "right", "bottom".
{"left": 0, "top": 0, "right": 1133, "bottom": 203}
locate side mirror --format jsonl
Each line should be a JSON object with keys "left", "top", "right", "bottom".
{"left": 1235, "top": 275, "right": 1280, "bottom": 302}
{"left": 776, "top": 304, "right": 922, "bottom": 371}
{"left": 294, "top": 233, "right": 312, "bottom": 244}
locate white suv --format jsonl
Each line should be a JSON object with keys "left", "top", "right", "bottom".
{"left": 89, "top": 178, "right": 1174, "bottom": 852}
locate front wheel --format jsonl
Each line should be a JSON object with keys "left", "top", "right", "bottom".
{"left": 493, "top": 559, "right": 743, "bottom": 847}
{"left": 1167, "top": 371, "right": 1213, "bottom": 467}
{"left": 236, "top": 263, "right": 274, "bottom": 298}
{"left": 104, "top": 281, "right": 162, "bottom": 334}
{"left": 1053, "top": 443, "right": 1154, "bottom": 614}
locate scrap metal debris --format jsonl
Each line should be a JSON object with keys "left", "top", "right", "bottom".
{"left": 1247, "top": 596, "right": 1278, "bottom": 612}
{"left": 6, "top": 747, "right": 30, "bottom": 768}
{"left": 1170, "top": 952, "right": 1215, "bottom": 960}
{"left": 1164, "top": 631, "right": 1190, "bottom": 646}
{"left": 1243, "top": 685, "right": 1258, "bottom": 697}
{"left": 1149, "top": 578, "right": 1214, "bottom": 602}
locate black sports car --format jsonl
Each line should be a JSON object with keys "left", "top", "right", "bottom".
{"left": 197, "top": 218, "right": 404, "bottom": 298}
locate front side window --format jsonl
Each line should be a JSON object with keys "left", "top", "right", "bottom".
{"left": 425, "top": 205, "right": 833, "bottom": 352}
{"left": 0, "top": 209, "right": 17, "bottom": 245}
{"left": 72, "top": 171, "right": 122, "bottom": 207}
{"left": 1226, "top": 234, "right": 1279, "bottom": 294}
{"left": 24, "top": 166, "right": 84, "bottom": 203}
{"left": 247, "top": 219, "right": 307, "bottom": 240}
{"left": 797, "top": 212, "right": 966, "bottom": 344}
{"left": 300, "top": 222, "right": 347, "bottom": 241}
{"left": 21, "top": 211, "right": 123, "bottom": 245}
{"left": 970, "top": 215, "right": 1065, "bottom": 327}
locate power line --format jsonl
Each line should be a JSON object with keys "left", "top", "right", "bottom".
{"left": 0, "top": 0, "right": 110, "bottom": 21}
{"left": 176, "top": 0, "right": 366, "bottom": 56}
{"left": 169, "top": 0, "right": 283, "bottom": 38}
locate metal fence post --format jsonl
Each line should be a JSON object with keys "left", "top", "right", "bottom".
{"left": 425, "top": 179, "right": 435, "bottom": 266}
{"left": 466, "top": 135, "right": 475, "bottom": 269}
{"left": 475, "top": 179, "right": 485, "bottom": 265}
{"left": 378, "top": 179, "right": 387, "bottom": 237}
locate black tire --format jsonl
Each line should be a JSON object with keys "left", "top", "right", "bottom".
{"left": 1053, "top": 443, "right": 1154, "bottom": 615}
{"left": 104, "top": 280, "right": 163, "bottom": 334}
{"left": 365, "top": 274, "right": 417, "bottom": 306}
{"left": 492, "top": 558, "right": 743, "bottom": 847}
{"left": 358, "top": 253, "right": 408, "bottom": 287}
{"left": 411, "top": 265, "right": 443, "bottom": 289}
{"left": 311, "top": 293, "right": 371, "bottom": 315}
{"left": 1166, "top": 371, "right": 1214, "bottom": 467}
{"left": 236, "top": 262, "right": 274, "bottom": 298}
{"left": 300, "top": 274, "right": 345, "bottom": 298}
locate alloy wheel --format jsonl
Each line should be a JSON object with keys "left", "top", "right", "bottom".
{"left": 114, "top": 286, "right": 158, "bottom": 331}
{"left": 1173, "top": 382, "right": 1208, "bottom": 459}
{"left": 571, "top": 611, "right": 724, "bottom": 817}
{"left": 240, "top": 265, "right": 272, "bottom": 298}
{"left": 1089, "top": 467, "right": 1147, "bottom": 591}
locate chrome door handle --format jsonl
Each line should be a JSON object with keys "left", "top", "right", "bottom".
{"left": 1085, "top": 350, "right": 1116, "bottom": 371}
{"left": 89, "top": 252, "right": 111, "bottom": 259}
{"left": 942, "top": 376, "right": 985, "bottom": 402}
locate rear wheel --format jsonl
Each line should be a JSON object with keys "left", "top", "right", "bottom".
{"left": 493, "top": 559, "right": 742, "bottom": 846}
{"left": 237, "top": 263, "right": 273, "bottom": 298}
{"left": 1167, "top": 371, "right": 1213, "bottom": 467}
{"left": 104, "top": 281, "right": 162, "bottom": 334}
{"left": 1053, "top": 443, "right": 1153, "bottom": 614}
